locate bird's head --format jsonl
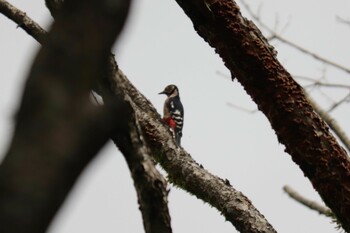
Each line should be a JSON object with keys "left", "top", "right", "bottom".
{"left": 159, "top": 84, "right": 179, "bottom": 97}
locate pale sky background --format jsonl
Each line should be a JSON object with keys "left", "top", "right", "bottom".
{"left": 1, "top": 0, "right": 350, "bottom": 232}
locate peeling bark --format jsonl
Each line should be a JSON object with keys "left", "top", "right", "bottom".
{"left": 174, "top": 0, "right": 350, "bottom": 231}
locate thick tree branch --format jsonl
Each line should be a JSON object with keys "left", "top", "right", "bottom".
{"left": 173, "top": 0, "right": 350, "bottom": 231}
{"left": 96, "top": 73, "right": 173, "bottom": 233}
{"left": 104, "top": 59, "right": 277, "bottom": 233}
{"left": 112, "top": 117, "right": 172, "bottom": 233}
{"left": 0, "top": 0, "right": 131, "bottom": 232}
{"left": 0, "top": 0, "right": 47, "bottom": 43}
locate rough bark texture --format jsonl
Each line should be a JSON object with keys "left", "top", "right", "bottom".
{"left": 96, "top": 66, "right": 173, "bottom": 233}
{"left": 174, "top": 0, "right": 350, "bottom": 231}
{"left": 0, "top": 0, "right": 130, "bottom": 232}
{"left": 112, "top": 124, "right": 173, "bottom": 233}
{"left": 103, "top": 58, "right": 277, "bottom": 233}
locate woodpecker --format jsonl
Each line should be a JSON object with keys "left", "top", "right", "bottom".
{"left": 159, "top": 84, "right": 184, "bottom": 145}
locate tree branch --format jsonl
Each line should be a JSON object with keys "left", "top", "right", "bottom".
{"left": 113, "top": 117, "right": 172, "bottom": 233}
{"left": 336, "top": 16, "right": 350, "bottom": 27}
{"left": 283, "top": 185, "right": 333, "bottom": 217}
{"left": 0, "top": 0, "right": 47, "bottom": 43}
{"left": 104, "top": 58, "right": 277, "bottom": 233}
{"left": 0, "top": 0, "right": 131, "bottom": 232}
{"left": 174, "top": 0, "right": 350, "bottom": 231}
{"left": 96, "top": 70, "right": 173, "bottom": 233}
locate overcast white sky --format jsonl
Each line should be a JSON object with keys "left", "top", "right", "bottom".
{"left": 1, "top": 0, "right": 350, "bottom": 232}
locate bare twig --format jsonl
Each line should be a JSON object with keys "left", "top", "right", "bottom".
{"left": 239, "top": 0, "right": 350, "bottom": 74}
{"left": 226, "top": 102, "right": 258, "bottom": 113}
{"left": 336, "top": 16, "right": 350, "bottom": 27}
{"left": 327, "top": 93, "right": 350, "bottom": 113}
{"left": 0, "top": 0, "right": 47, "bottom": 43}
{"left": 283, "top": 185, "right": 333, "bottom": 217}
{"left": 306, "top": 94, "right": 350, "bottom": 152}
{"left": 295, "top": 75, "right": 350, "bottom": 89}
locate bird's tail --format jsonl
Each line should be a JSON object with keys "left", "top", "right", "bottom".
{"left": 175, "top": 133, "right": 181, "bottom": 146}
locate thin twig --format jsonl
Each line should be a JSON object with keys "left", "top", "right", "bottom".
{"left": 295, "top": 75, "right": 350, "bottom": 89}
{"left": 283, "top": 185, "right": 333, "bottom": 217}
{"left": 336, "top": 16, "right": 350, "bottom": 27}
{"left": 226, "top": 102, "right": 258, "bottom": 114}
{"left": 305, "top": 93, "right": 350, "bottom": 152}
{"left": 328, "top": 93, "right": 350, "bottom": 113}
{"left": 239, "top": 0, "right": 350, "bottom": 74}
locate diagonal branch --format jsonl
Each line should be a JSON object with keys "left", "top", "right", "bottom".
{"left": 96, "top": 71, "right": 172, "bottom": 233}
{"left": 112, "top": 115, "right": 172, "bottom": 233}
{"left": 305, "top": 93, "right": 350, "bottom": 152}
{"left": 0, "top": 0, "right": 47, "bottom": 43}
{"left": 283, "top": 185, "right": 333, "bottom": 217}
{"left": 105, "top": 59, "right": 277, "bottom": 233}
{"left": 174, "top": 0, "right": 350, "bottom": 231}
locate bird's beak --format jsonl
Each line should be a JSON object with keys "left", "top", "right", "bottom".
{"left": 158, "top": 91, "right": 165, "bottom": 95}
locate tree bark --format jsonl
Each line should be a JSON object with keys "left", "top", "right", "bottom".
{"left": 96, "top": 67, "right": 173, "bottom": 233}
{"left": 173, "top": 0, "right": 350, "bottom": 231}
